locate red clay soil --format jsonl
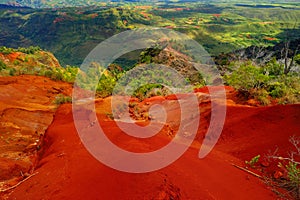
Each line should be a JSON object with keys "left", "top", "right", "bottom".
{"left": 0, "top": 75, "right": 72, "bottom": 190}
{"left": 0, "top": 75, "right": 299, "bottom": 199}
{"left": 6, "top": 104, "right": 278, "bottom": 200}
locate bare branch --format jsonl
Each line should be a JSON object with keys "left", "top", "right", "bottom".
{"left": 266, "top": 147, "right": 279, "bottom": 161}
{"left": 267, "top": 136, "right": 300, "bottom": 165}
{"left": 232, "top": 163, "right": 262, "bottom": 179}
{"left": 284, "top": 41, "right": 290, "bottom": 74}
{"left": 262, "top": 52, "right": 274, "bottom": 64}
{"left": 269, "top": 156, "right": 300, "bottom": 165}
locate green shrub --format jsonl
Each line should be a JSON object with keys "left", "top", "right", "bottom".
{"left": 63, "top": 65, "right": 78, "bottom": 83}
{"left": 132, "top": 84, "right": 164, "bottom": 101}
{"left": 96, "top": 73, "right": 117, "bottom": 98}
{"left": 224, "top": 60, "right": 300, "bottom": 105}
{"left": 53, "top": 94, "right": 72, "bottom": 105}
{"left": 105, "top": 112, "right": 114, "bottom": 120}
{"left": 13, "top": 60, "right": 20, "bottom": 65}
{"left": 285, "top": 162, "right": 300, "bottom": 190}
{"left": 262, "top": 58, "right": 284, "bottom": 76}
{"left": 9, "top": 68, "right": 16, "bottom": 76}
{"left": 294, "top": 54, "right": 300, "bottom": 65}
{"left": 252, "top": 89, "right": 270, "bottom": 105}
{"left": 0, "top": 46, "right": 41, "bottom": 55}
{"left": 245, "top": 155, "right": 260, "bottom": 168}
{"left": 273, "top": 136, "right": 300, "bottom": 199}
{"left": 268, "top": 81, "right": 284, "bottom": 98}
{"left": 0, "top": 46, "right": 14, "bottom": 54}
{"left": 224, "top": 62, "right": 269, "bottom": 92}
{"left": 276, "top": 75, "right": 300, "bottom": 104}
{"left": 0, "top": 60, "right": 7, "bottom": 70}
{"left": 51, "top": 71, "right": 64, "bottom": 81}
{"left": 17, "top": 46, "right": 41, "bottom": 54}
{"left": 44, "top": 70, "right": 53, "bottom": 78}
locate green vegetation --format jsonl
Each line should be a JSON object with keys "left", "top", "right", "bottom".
{"left": 0, "top": 46, "right": 79, "bottom": 83}
{"left": 285, "top": 162, "right": 300, "bottom": 197}
{"left": 53, "top": 94, "right": 72, "bottom": 105}
{"left": 75, "top": 63, "right": 174, "bottom": 100}
{"left": 1, "top": 44, "right": 299, "bottom": 104}
{"left": 295, "top": 54, "right": 300, "bottom": 65}
{"left": 245, "top": 155, "right": 261, "bottom": 168}
{"left": 74, "top": 63, "right": 123, "bottom": 98}
{"left": 0, "top": 46, "right": 41, "bottom": 55}
{"left": 0, "top": 46, "right": 171, "bottom": 101}
{"left": 133, "top": 84, "right": 171, "bottom": 101}
{"left": 0, "top": 2, "right": 299, "bottom": 66}
{"left": 0, "top": 1, "right": 299, "bottom": 103}
{"left": 224, "top": 59, "right": 300, "bottom": 105}
{"left": 139, "top": 46, "right": 163, "bottom": 64}
{"left": 0, "top": 60, "right": 7, "bottom": 70}
{"left": 0, "top": 1, "right": 299, "bottom": 198}
{"left": 40, "top": 66, "right": 78, "bottom": 82}
{"left": 267, "top": 136, "right": 300, "bottom": 199}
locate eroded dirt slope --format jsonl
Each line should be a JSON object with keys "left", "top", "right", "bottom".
{"left": 0, "top": 75, "right": 72, "bottom": 189}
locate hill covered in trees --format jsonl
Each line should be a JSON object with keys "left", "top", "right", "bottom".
{"left": 0, "top": 1, "right": 299, "bottom": 66}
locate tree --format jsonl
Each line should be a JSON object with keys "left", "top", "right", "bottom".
{"left": 280, "top": 22, "right": 300, "bottom": 74}
{"left": 281, "top": 40, "right": 299, "bottom": 74}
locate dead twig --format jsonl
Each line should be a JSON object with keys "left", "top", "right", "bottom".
{"left": 269, "top": 156, "right": 300, "bottom": 165}
{"left": 0, "top": 172, "right": 39, "bottom": 193}
{"left": 231, "top": 163, "right": 262, "bottom": 179}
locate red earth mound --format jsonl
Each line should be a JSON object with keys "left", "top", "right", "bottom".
{"left": 0, "top": 75, "right": 72, "bottom": 190}
{"left": 0, "top": 75, "right": 299, "bottom": 199}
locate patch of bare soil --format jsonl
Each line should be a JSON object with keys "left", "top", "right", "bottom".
{"left": 0, "top": 76, "right": 298, "bottom": 199}
{"left": 0, "top": 75, "right": 72, "bottom": 191}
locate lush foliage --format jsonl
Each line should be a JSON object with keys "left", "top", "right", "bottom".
{"left": 224, "top": 59, "right": 300, "bottom": 105}
{"left": 0, "top": 2, "right": 299, "bottom": 66}
{"left": 76, "top": 63, "right": 176, "bottom": 100}
{"left": 0, "top": 46, "right": 41, "bottom": 55}
{"left": 0, "top": 60, "right": 7, "bottom": 70}
{"left": 0, "top": 46, "right": 79, "bottom": 83}
{"left": 53, "top": 94, "right": 72, "bottom": 105}
{"left": 40, "top": 66, "right": 78, "bottom": 82}
{"left": 285, "top": 162, "right": 300, "bottom": 192}
{"left": 295, "top": 54, "right": 300, "bottom": 66}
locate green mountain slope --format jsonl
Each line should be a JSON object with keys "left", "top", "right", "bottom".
{"left": 0, "top": 6, "right": 151, "bottom": 66}
{"left": 0, "top": 2, "right": 299, "bottom": 67}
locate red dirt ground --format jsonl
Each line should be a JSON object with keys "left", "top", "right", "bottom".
{"left": 0, "top": 75, "right": 72, "bottom": 190}
{"left": 0, "top": 75, "right": 299, "bottom": 199}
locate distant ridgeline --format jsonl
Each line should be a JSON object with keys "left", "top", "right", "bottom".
{"left": 1, "top": 0, "right": 199, "bottom": 8}
{"left": 0, "top": 3, "right": 31, "bottom": 9}
{"left": 3, "top": 0, "right": 300, "bottom": 8}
